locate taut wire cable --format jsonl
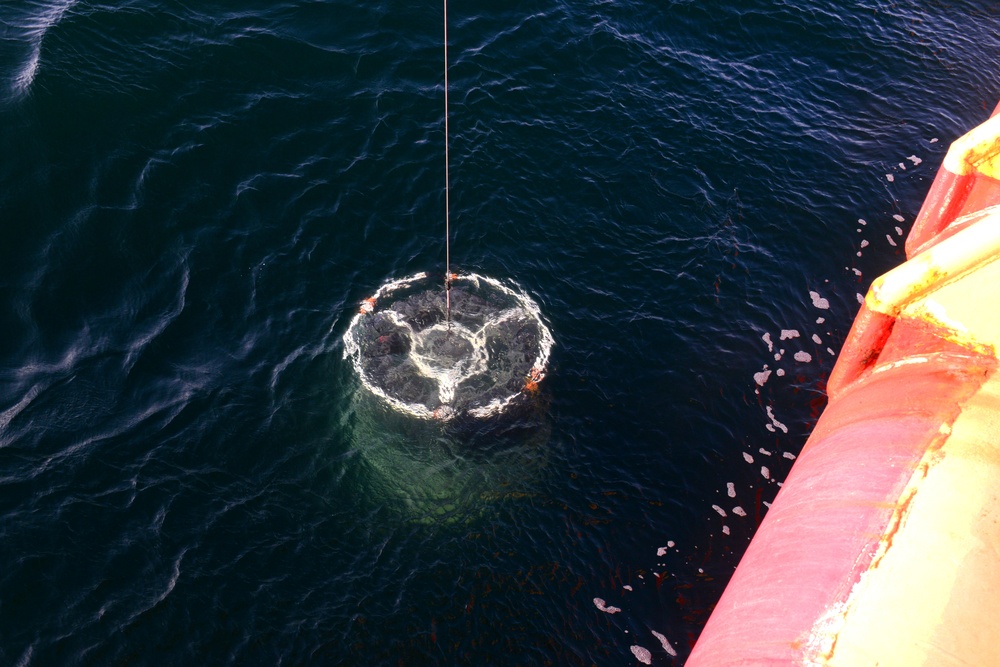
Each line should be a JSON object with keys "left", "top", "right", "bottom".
{"left": 443, "top": 0, "right": 452, "bottom": 324}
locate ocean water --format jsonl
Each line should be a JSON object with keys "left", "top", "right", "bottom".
{"left": 2, "top": 0, "right": 999, "bottom": 664}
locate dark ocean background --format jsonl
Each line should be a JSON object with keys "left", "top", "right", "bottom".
{"left": 2, "top": 0, "right": 999, "bottom": 664}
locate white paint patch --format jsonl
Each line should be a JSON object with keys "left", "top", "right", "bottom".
{"left": 793, "top": 351, "right": 812, "bottom": 363}
{"left": 895, "top": 226, "right": 903, "bottom": 236}
{"left": 651, "top": 630, "right": 678, "bottom": 657}
{"left": 743, "top": 452, "right": 754, "bottom": 464}
{"left": 827, "top": 347, "right": 836, "bottom": 356}
{"left": 623, "top": 585, "right": 633, "bottom": 591}
{"left": 630, "top": 645, "right": 652, "bottom": 664}
{"left": 762, "top": 332, "right": 774, "bottom": 352}
{"left": 776, "top": 368, "right": 785, "bottom": 376}
{"left": 667, "top": 540, "right": 675, "bottom": 548}
{"left": 860, "top": 239, "right": 869, "bottom": 248}
{"left": 857, "top": 293, "right": 864, "bottom": 304}
{"left": 657, "top": 546, "right": 668, "bottom": 557}
{"left": 783, "top": 451, "right": 796, "bottom": 460}
{"left": 727, "top": 482, "right": 736, "bottom": 498}
{"left": 893, "top": 214, "right": 905, "bottom": 222}
{"left": 886, "top": 173, "right": 894, "bottom": 182}
{"left": 809, "top": 291, "right": 830, "bottom": 309}
{"left": 812, "top": 334, "right": 822, "bottom": 344}
{"left": 780, "top": 329, "right": 800, "bottom": 340}
{"left": 816, "top": 317, "right": 825, "bottom": 324}
{"left": 930, "top": 138, "right": 939, "bottom": 143}
{"left": 852, "top": 268, "right": 862, "bottom": 276}
{"left": 593, "top": 598, "right": 621, "bottom": 614}
{"left": 858, "top": 218, "right": 867, "bottom": 226}
{"left": 754, "top": 366, "right": 772, "bottom": 386}
{"left": 759, "top": 448, "right": 772, "bottom": 456}
{"left": 921, "top": 299, "right": 968, "bottom": 333}
{"left": 761, "top": 466, "right": 771, "bottom": 480}
{"left": 712, "top": 504, "right": 727, "bottom": 517}
{"left": 908, "top": 155, "right": 923, "bottom": 165}
{"left": 732, "top": 506, "right": 747, "bottom": 517}
{"left": 887, "top": 235, "right": 897, "bottom": 247}
{"left": 722, "top": 525, "right": 731, "bottom": 535}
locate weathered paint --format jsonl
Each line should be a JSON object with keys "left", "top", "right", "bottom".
{"left": 687, "top": 103, "right": 1000, "bottom": 666}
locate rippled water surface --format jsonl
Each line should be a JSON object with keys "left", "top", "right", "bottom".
{"left": 2, "top": 0, "right": 1000, "bottom": 663}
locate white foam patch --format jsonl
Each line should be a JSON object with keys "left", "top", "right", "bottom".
{"left": 630, "top": 645, "right": 652, "bottom": 664}
{"left": 651, "top": 630, "right": 678, "bottom": 657}
{"left": 593, "top": 598, "right": 621, "bottom": 614}
{"left": 766, "top": 406, "right": 788, "bottom": 433}
{"left": 810, "top": 291, "right": 830, "bottom": 309}
{"left": 794, "top": 351, "right": 812, "bottom": 363}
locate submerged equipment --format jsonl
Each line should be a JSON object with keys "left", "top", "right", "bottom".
{"left": 343, "top": 0, "right": 553, "bottom": 419}
{"left": 344, "top": 272, "right": 552, "bottom": 420}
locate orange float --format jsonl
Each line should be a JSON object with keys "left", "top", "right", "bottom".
{"left": 687, "top": 101, "right": 1000, "bottom": 666}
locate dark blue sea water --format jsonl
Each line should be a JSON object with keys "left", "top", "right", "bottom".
{"left": 2, "top": 0, "right": 999, "bottom": 664}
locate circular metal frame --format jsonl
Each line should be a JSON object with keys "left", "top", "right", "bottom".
{"left": 343, "top": 272, "right": 553, "bottom": 420}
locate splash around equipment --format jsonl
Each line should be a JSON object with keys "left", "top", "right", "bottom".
{"left": 343, "top": 272, "right": 553, "bottom": 421}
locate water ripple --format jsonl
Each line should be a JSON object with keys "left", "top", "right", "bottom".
{"left": 1, "top": 0, "right": 1000, "bottom": 663}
